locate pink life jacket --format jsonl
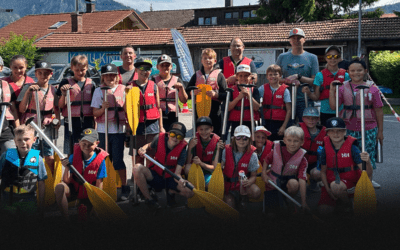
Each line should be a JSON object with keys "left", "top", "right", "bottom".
{"left": 228, "top": 85, "right": 260, "bottom": 121}
{"left": 155, "top": 75, "right": 178, "bottom": 112}
{"left": 3, "top": 76, "right": 35, "bottom": 98}
{"left": 61, "top": 77, "right": 94, "bottom": 118}
{"left": 95, "top": 84, "right": 126, "bottom": 125}
{"left": 339, "top": 81, "right": 375, "bottom": 123}
{"left": 195, "top": 69, "right": 221, "bottom": 102}
{"left": 21, "top": 84, "right": 56, "bottom": 126}
{"left": 1, "top": 80, "right": 14, "bottom": 120}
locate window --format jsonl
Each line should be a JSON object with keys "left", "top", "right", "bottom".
{"left": 212, "top": 17, "right": 217, "bottom": 25}
{"left": 251, "top": 10, "right": 257, "bottom": 17}
{"left": 225, "top": 12, "right": 232, "bottom": 19}
{"left": 205, "top": 17, "right": 211, "bottom": 25}
{"left": 243, "top": 11, "right": 250, "bottom": 19}
{"left": 49, "top": 21, "right": 67, "bottom": 29}
{"left": 198, "top": 17, "right": 204, "bottom": 25}
{"left": 233, "top": 12, "right": 239, "bottom": 19}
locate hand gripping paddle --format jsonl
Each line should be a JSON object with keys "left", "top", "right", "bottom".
{"left": 332, "top": 81, "right": 343, "bottom": 117}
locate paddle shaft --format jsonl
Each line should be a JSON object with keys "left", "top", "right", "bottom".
{"left": 218, "top": 88, "right": 233, "bottom": 162}
{"left": 359, "top": 87, "right": 366, "bottom": 171}
{"left": 0, "top": 103, "right": 10, "bottom": 137}
{"left": 291, "top": 84, "right": 296, "bottom": 120}
{"left": 239, "top": 84, "right": 255, "bottom": 140}
{"left": 101, "top": 87, "right": 111, "bottom": 152}
{"left": 175, "top": 87, "right": 179, "bottom": 118}
{"left": 268, "top": 180, "right": 302, "bottom": 208}
{"left": 336, "top": 85, "right": 339, "bottom": 117}
{"left": 191, "top": 89, "right": 196, "bottom": 138}
{"left": 66, "top": 89, "right": 73, "bottom": 153}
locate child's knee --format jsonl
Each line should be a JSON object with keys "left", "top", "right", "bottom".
{"left": 133, "top": 164, "right": 145, "bottom": 175}
{"left": 310, "top": 169, "right": 321, "bottom": 180}
{"left": 286, "top": 179, "right": 299, "bottom": 193}
{"left": 249, "top": 184, "right": 261, "bottom": 199}
{"left": 55, "top": 183, "right": 65, "bottom": 197}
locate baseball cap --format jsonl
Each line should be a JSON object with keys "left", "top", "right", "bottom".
{"left": 101, "top": 64, "right": 118, "bottom": 75}
{"left": 35, "top": 61, "right": 53, "bottom": 71}
{"left": 325, "top": 117, "right": 346, "bottom": 130}
{"left": 157, "top": 54, "right": 172, "bottom": 65}
{"left": 255, "top": 126, "right": 271, "bottom": 137}
{"left": 134, "top": 57, "right": 153, "bottom": 68}
{"left": 196, "top": 116, "right": 213, "bottom": 127}
{"left": 289, "top": 28, "right": 305, "bottom": 38}
{"left": 234, "top": 125, "right": 251, "bottom": 138}
{"left": 325, "top": 45, "right": 341, "bottom": 54}
{"left": 303, "top": 107, "right": 320, "bottom": 117}
{"left": 0, "top": 56, "right": 3, "bottom": 66}
{"left": 169, "top": 122, "right": 187, "bottom": 137}
{"left": 236, "top": 64, "right": 251, "bottom": 74}
{"left": 80, "top": 128, "right": 99, "bottom": 143}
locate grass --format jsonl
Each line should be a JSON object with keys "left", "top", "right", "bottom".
{"left": 383, "top": 105, "right": 400, "bottom": 115}
{"left": 179, "top": 99, "right": 192, "bottom": 109}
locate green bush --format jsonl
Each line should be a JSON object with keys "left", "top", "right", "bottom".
{"left": 369, "top": 51, "right": 400, "bottom": 94}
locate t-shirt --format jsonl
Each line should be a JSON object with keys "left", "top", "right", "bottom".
{"left": 320, "top": 144, "right": 362, "bottom": 165}
{"left": 91, "top": 85, "right": 126, "bottom": 134}
{"left": 150, "top": 134, "right": 187, "bottom": 167}
{"left": 68, "top": 152, "right": 107, "bottom": 179}
{"left": 337, "top": 81, "right": 383, "bottom": 131}
{"left": 221, "top": 148, "right": 259, "bottom": 173}
{"left": 276, "top": 51, "right": 319, "bottom": 102}
{"left": 118, "top": 66, "right": 135, "bottom": 85}
{"left": 217, "top": 57, "right": 258, "bottom": 76}
{"left": 258, "top": 84, "right": 291, "bottom": 103}
{"left": 0, "top": 151, "right": 47, "bottom": 181}
{"left": 313, "top": 71, "right": 350, "bottom": 114}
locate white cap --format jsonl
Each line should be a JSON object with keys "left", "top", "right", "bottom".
{"left": 255, "top": 126, "right": 272, "bottom": 136}
{"left": 236, "top": 64, "right": 251, "bottom": 74}
{"left": 234, "top": 125, "right": 251, "bottom": 138}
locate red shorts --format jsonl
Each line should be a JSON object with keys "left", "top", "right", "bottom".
{"left": 318, "top": 174, "right": 361, "bottom": 207}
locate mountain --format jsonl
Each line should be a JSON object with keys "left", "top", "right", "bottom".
{"left": 365, "top": 2, "right": 400, "bottom": 14}
{"left": 0, "top": 0, "right": 140, "bottom": 28}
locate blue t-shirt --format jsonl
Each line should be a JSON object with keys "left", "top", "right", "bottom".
{"left": 320, "top": 145, "right": 362, "bottom": 166}
{"left": 276, "top": 51, "right": 319, "bottom": 102}
{"left": 68, "top": 152, "right": 107, "bottom": 179}
{"left": 313, "top": 71, "right": 350, "bottom": 114}
{"left": 0, "top": 151, "right": 47, "bottom": 181}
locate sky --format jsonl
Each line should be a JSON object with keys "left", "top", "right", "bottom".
{"left": 115, "top": 0, "right": 400, "bottom": 12}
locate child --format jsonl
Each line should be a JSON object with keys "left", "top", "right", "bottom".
{"left": 18, "top": 61, "right": 60, "bottom": 173}
{"left": 302, "top": 46, "right": 350, "bottom": 126}
{"left": 133, "top": 122, "right": 194, "bottom": 210}
{"left": 254, "top": 126, "right": 273, "bottom": 164}
{"left": 58, "top": 55, "right": 96, "bottom": 155}
{"left": 55, "top": 128, "right": 108, "bottom": 219}
{"left": 299, "top": 107, "right": 326, "bottom": 191}
{"left": 220, "top": 125, "right": 260, "bottom": 209}
{"left": 3, "top": 55, "right": 35, "bottom": 98}
{"left": 184, "top": 48, "right": 227, "bottom": 137}
{"left": 1, "top": 73, "right": 19, "bottom": 128}
{"left": 185, "top": 116, "right": 220, "bottom": 186}
{"left": 258, "top": 64, "right": 291, "bottom": 141}
{"left": 153, "top": 54, "right": 188, "bottom": 130}
{"left": 0, "top": 125, "right": 47, "bottom": 214}
{"left": 329, "top": 58, "right": 383, "bottom": 188}
{"left": 228, "top": 64, "right": 260, "bottom": 135}
{"left": 318, "top": 117, "right": 372, "bottom": 215}
{"left": 262, "top": 126, "right": 309, "bottom": 214}
{"left": 91, "top": 63, "right": 129, "bottom": 201}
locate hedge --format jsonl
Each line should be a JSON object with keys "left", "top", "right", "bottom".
{"left": 369, "top": 51, "right": 400, "bottom": 94}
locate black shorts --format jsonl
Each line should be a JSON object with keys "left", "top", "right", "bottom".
{"left": 306, "top": 162, "right": 318, "bottom": 175}
{"left": 67, "top": 183, "right": 93, "bottom": 211}
{"left": 147, "top": 169, "right": 179, "bottom": 192}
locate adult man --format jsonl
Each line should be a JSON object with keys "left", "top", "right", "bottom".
{"left": 118, "top": 44, "right": 138, "bottom": 85}
{"left": 276, "top": 28, "right": 319, "bottom": 123}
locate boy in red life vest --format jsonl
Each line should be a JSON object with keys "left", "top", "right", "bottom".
{"left": 318, "top": 117, "right": 372, "bottom": 215}
{"left": 185, "top": 116, "right": 219, "bottom": 186}
{"left": 58, "top": 55, "right": 96, "bottom": 155}
{"left": 92, "top": 64, "right": 129, "bottom": 201}
{"left": 220, "top": 125, "right": 260, "bottom": 209}
{"left": 184, "top": 48, "right": 227, "bottom": 137}
{"left": 299, "top": 107, "right": 326, "bottom": 192}
{"left": 133, "top": 122, "right": 194, "bottom": 210}
{"left": 228, "top": 64, "right": 260, "bottom": 135}
{"left": 262, "top": 126, "right": 309, "bottom": 214}
{"left": 18, "top": 61, "right": 60, "bottom": 173}
{"left": 254, "top": 126, "right": 273, "bottom": 164}
{"left": 55, "top": 128, "right": 108, "bottom": 219}
{"left": 258, "top": 64, "right": 291, "bottom": 141}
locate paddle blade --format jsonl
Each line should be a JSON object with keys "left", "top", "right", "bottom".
{"left": 196, "top": 84, "right": 212, "bottom": 117}
{"left": 84, "top": 183, "right": 127, "bottom": 221}
{"left": 126, "top": 87, "right": 140, "bottom": 135}
{"left": 102, "top": 157, "right": 118, "bottom": 202}
{"left": 194, "top": 189, "right": 239, "bottom": 220}
{"left": 53, "top": 153, "right": 62, "bottom": 188}
{"left": 187, "top": 163, "right": 205, "bottom": 208}
{"left": 126, "top": 88, "right": 134, "bottom": 132}
{"left": 208, "top": 163, "right": 224, "bottom": 200}
{"left": 249, "top": 162, "right": 265, "bottom": 202}
{"left": 38, "top": 158, "right": 56, "bottom": 206}
{"left": 353, "top": 171, "right": 377, "bottom": 216}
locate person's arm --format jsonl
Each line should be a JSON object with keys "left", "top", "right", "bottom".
{"left": 228, "top": 90, "right": 243, "bottom": 111}
{"left": 176, "top": 78, "right": 188, "bottom": 103}
{"left": 297, "top": 74, "right": 315, "bottom": 85}
{"left": 57, "top": 80, "right": 69, "bottom": 109}
{"left": 96, "top": 179, "right": 104, "bottom": 189}
{"left": 155, "top": 89, "right": 165, "bottom": 133}
{"left": 212, "top": 140, "right": 225, "bottom": 167}
{"left": 216, "top": 73, "right": 227, "bottom": 102}
{"left": 299, "top": 178, "right": 308, "bottom": 209}
{"left": 19, "top": 85, "right": 38, "bottom": 113}
{"left": 186, "top": 138, "right": 196, "bottom": 164}
{"left": 92, "top": 89, "right": 108, "bottom": 118}
{"left": 9, "top": 101, "right": 20, "bottom": 126}
{"left": 375, "top": 107, "right": 384, "bottom": 145}
{"left": 251, "top": 88, "right": 260, "bottom": 111}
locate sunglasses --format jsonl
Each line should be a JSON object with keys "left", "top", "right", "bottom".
{"left": 169, "top": 132, "right": 184, "bottom": 141}
{"left": 326, "top": 54, "right": 340, "bottom": 59}
{"left": 138, "top": 66, "right": 152, "bottom": 71}
{"left": 235, "top": 136, "right": 249, "bottom": 141}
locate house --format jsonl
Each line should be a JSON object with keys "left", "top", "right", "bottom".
{"left": 139, "top": 9, "right": 195, "bottom": 29}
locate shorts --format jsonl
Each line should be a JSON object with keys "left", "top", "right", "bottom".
{"left": 128, "top": 134, "right": 156, "bottom": 156}
{"left": 147, "top": 169, "right": 179, "bottom": 192}
{"left": 67, "top": 183, "right": 93, "bottom": 212}
{"left": 317, "top": 176, "right": 359, "bottom": 207}
{"left": 347, "top": 127, "right": 378, "bottom": 169}
{"left": 204, "top": 173, "right": 212, "bottom": 185}
{"left": 32, "top": 125, "right": 53, "bottom": 157}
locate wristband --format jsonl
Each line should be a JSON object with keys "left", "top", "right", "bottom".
{"left": 297, "top": 74, "right": 302, "bottom": 81}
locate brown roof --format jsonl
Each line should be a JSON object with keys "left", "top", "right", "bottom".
{"left": 380, "top": 13, "right": 397, "bottom": 18}
{"left": 35, "top": 17, "right": 400, "bottom": 49}
{"left": 0, "top": 10, "right": 148, "bottom": 41}
{"left": 140, "top": 9, "right": 194, "bottom": 29}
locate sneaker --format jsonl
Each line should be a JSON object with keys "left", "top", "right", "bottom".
{"left": 308, "top": 181, "right": 320, "bottom": 193}
{"left": 145, "top": 199, "right": 162, "bottom": 211}
{"left": 371, "top": 180, "right": 381, "bottom": 189}
{"left": 120, "top": 185, "right": 131, "bottom": 201}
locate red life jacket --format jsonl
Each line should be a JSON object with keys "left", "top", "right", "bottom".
{"left": 267, "top": 141, "right": 306, "bottom": 190}
{"left": 319, "top": 68, "right": 346, "bottom": 100}
{"left": 95, "top": 84, "right": 126, "bottom": 125}
{"left": 228, "top": 85, "right": 260, "bottom": 121}
{"left": 194, "top": 132, "right": 220, "bottom": 164}
{"left": 299, "top": 122, "right": 326, "bottom": 165}
{"left": 339, "top": 81, "right": 375, "bottom": 123}
{"left": 155, "top": 75, "right": 178, "bottom": 112}
{"left": 70, "top": 144, "right": 109, "bottom": 199}
{"left": 117, "top": 66, "right": 138, "bottom": 85}
{"left": 195, "top": 69, "right": 221, "bottom": 102}
{"left": 258, "top": 140, "right": 274, "bottom": 164}
{"left": 222, "top": 56, "right": 252, "bottom": 80}
{"left": 262, "top": 83, "right": 287, "bottom": 121}
{"left": 223, "top": 144, "right": 256, "bottom": 192}
{"left": 132, "top": 80, "right": 160, "bottom": 123}
{"left": 21, "top": 84, "right": 56, "bottom": 126}
{"left": 149, "top": 133, "right": 188, "bottom": 178}
{"left": 3, "top": 76, "right": 35, "bottom": 98}
{"left": 1, "top": 80, "right": 14, "bottom": 120}
{"left": 61, "top": 77, "right": 93, "bottom": 118}
{"left": 324, "top": 136, "right": 360, "bottom": 184}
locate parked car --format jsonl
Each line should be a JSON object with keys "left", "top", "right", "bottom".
{"left": 0, "top": 66, "right": 12, "bottom": 78}
{"left": 26, "top": 64, "right": 101, "bottom": 87}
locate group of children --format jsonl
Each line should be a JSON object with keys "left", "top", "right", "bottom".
{"left": 0, "top": 44, "right": 383, "bottom": 218}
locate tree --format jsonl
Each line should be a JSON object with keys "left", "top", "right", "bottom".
{"left": 0, "top": 32, "right": 42, "bottom": 68}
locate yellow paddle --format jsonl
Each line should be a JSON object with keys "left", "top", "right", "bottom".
{"left": 196, "top": 84, "right": 212, "bottom": 117}
{"left": 187, "top": 163, "right": 205, "bottom": 208}
{"left": 144, "top": 154, "right": 239, "bottom": 220}
{"left": 26, "top": 117, "right": 127, "bottom": 221}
